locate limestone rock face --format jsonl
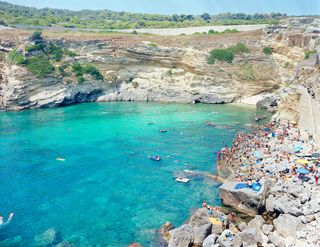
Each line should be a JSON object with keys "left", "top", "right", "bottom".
{"left": 0, "top": 36, "right": 280, "bottom": 111}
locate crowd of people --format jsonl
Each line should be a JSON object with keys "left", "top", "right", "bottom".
{"left": 217, "top": 120, "right": 320, "bottom": 187}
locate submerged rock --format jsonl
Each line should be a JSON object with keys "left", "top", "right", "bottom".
{"left": 33, "top": 228, "right": 62, "bottom": 246}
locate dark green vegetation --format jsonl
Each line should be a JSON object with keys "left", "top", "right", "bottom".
{"left": 263, "top": 47, "right": 273, "bottom": 55}
{"left": 7, "top": 49, "right": 24, "bottom": 64}
{"left": 208, "top": 28, "right": 239, "bottom": 35}
{"left": 24, "top": 56, "right": 55, "bottom": 78}
{"left": 207, "top": 43, "right": 249, "bottom": 64}
{"left": 304, "top": 50, "right": 317, "bottom": 59}
{"left": 0, "top": 1, "right": 285, "bottom": 29}
{"left": 7, "top": 31, "right": 103, "bottom": 81}
{"left": 72, "top": 63, "right": 104, "bottom": 81}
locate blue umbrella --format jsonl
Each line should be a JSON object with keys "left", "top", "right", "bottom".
{"left": 311, "top": 153, "right": 320, "bottom": 158}
{"left": 296, "top": 168, "right": 310, "bottom": 174}
{"left": 294, "top": 145, "right": 303, "bottom": 153}
{"left": 254, "top": 151, "right": 263, "bottom": 158}
{"left": 263, "top": 128, "right": 271, "bottom": 132}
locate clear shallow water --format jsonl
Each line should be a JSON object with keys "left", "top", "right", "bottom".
{"left": 0, "top": 102, "right": 268, "bottom": 246}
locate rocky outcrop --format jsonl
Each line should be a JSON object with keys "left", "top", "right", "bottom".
{"left": 219, "top": 180, "right": 269, "bottom": 217}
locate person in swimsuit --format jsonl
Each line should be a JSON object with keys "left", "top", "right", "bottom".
{"left": 0, "top": 213, "right": 14, "bottom": 228}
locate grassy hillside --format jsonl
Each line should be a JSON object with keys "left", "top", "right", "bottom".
{"left": 0, "top": 1, "right": 285, "bottom": 29}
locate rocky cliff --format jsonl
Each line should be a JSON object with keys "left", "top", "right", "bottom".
{"left": 0, "top": 29, "right": 280, "bottom": 111}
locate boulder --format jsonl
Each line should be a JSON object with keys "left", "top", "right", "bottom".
{"left": 159, "top": 221, "right": 175, "bottom": 243}
{"left": 236, "top": 227, "right": 263, "bottom": 245}
{"left": 273, "top": 214, "right": 303, "bottom": 237}
{"left": 168, "top": 224, "right": 194, "bottom": 247}
{"left": 193, "top": 223, "right": 212, "bottom": 245}
{"left": 268, "top": 231, "right": 285, "bottom": 247}
{"left": 256, "top": 96, "right": 278, "bottom": 110}
{"left": 265, "top": 194, "right": 303, "bottom": 216}
{"left": 33, "top": 228, "right": 62, "bottom": 246}
{"left": 202, "top": 234, "right": 218, "bottom": 247}
{"left": 237, "top": 222, "right": 247, "bottom": 231}
{"left": 211, "top": 221, "right": 224, "bottom": 235}
{"left": 247, "top": 215, "right": 265, "bottom": 230}
{"left": 217, "top": 233, "right": 242, "bottom": 247}
{"left": 262, "top": 224, "right": 274, "bottom": 235}
{"left": 189, "top": 208, "right": 210, "bottom": 227}
{"left": 219, "top": 181, "right": 268, "bottom": 216}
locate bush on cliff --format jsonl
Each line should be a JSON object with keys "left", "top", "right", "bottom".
{"left": 72, "top": 63, "right": 84, "bottom": 77}
{"left": 24, "top": 56, "right": 55, "bottom": 78}
{"left": 45, "top": 42, "right": 63, "bottom": 62}
{"left": 25, "top": 44, "right": 43, "bottom": 53}
{"left": 207, "top": 42, "right": 248, "bottom": 64}
{"left": 263, "top": 47, "right": 273, "bottom": 55}
{"left": 83, "top": 64, "right": 103, "bottom": 80}
{"left": 208, "top": 49, "right": 234, "bottom": 64}
{"left": 304, "top": 50, "right": 317, "bottom": 60}
{"left": 7, "top": 50, "right": 25, "bottom": 65}
{"left": 72, "top": 63, "right": 103, "bottom": 81}
{"left": 229, "top": 42, "right": 249, "bottom": 54}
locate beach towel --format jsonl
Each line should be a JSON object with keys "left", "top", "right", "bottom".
{"left": 234, "top": 183, "right": 250, "bottom": 189}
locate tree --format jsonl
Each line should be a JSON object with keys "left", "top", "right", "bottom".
{"left": 201, "top": 13, "right": 211, "bottom": 22}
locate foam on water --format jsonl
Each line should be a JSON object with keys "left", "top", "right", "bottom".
{"left": 0, "top": 102, "right": 269, "bottom": 246}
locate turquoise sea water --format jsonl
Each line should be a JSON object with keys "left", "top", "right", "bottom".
{"left": 0, "top": 102, "right": 268, "bottom": 246}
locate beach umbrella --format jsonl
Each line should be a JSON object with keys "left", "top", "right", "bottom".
{"left": 296, "top": 159, "right": 310, "bottom": 164}
{"left": 263, "top": 128, "right": 271, "bottom": 132}
{"left": 294, "top": 145, "right": 303, "bottom": 153}
{"left": 311, "top": 153, "right": 320, "bottom": 158}
{"left": 254, "top": 151, "right": 263, "bottom": 159}
{"left": 296, "top": 168, "right": 310, "bottom": 174}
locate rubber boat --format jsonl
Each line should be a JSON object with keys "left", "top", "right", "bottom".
{"left": 175, "top": 177, "right": 190, "bottom": 183}
{"left": 159, "top": 130, "right": 167, "bottom": 133}
{"left": 56, "top": 157, "right": 66, "bottom": 162}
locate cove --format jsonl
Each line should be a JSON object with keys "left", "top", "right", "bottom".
{"left": 0, "top": 102, "right": 269, "bottom": 246}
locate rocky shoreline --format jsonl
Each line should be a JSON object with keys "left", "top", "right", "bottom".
{"left": 161, "top": 120, "right": 320, "bottom": 247}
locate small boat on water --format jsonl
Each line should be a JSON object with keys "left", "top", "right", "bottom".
{"left": 56, "top": 157, "right": 66, "bottom": 162}
{"left": 159, "top": 130, "right": 167, "bottom": 133}
{"left": 149, "top": 155, "right": 161, "bottom": 161}
{"left": 175, "top": 177, "right": 190, "bottom": 183}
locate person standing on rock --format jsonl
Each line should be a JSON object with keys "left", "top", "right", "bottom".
{"left": 315, "top": 172, "right": 319, "bottom": 186}
{"left": 0, "top": 212, "right": 14, "bottom": 229}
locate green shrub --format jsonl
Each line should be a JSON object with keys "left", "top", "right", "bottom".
{"left": 229, "top": 43, "right": 249, "bottom": 54}
{"left": 304, "top": 50, "right": 317, "bottom": 59}
{"left": 7, "top": 49, "right": 25, "bottom": 65}
{"left": 208, "top": 29, "right": 218, "bottom": 35}
{"left": 72, "top": 63, "right": 84, "bottom": 77}
{"left": 223, "top": 29, "right": 239, "bottom": 34}
{"left": 45, "top": 43, "right": 63, "bottom": 61}
{"left": 83, "top": 64, "right": 103, "bottom": 80}
{"left": 25, "top": 44, "right": 43, "bottom": 53}
{"left": 24, "top": 56, "right": 54, "bottom": 78}
{"left": 63, "top": 49, "right": 77, "bottom": 57}
{"left": 77, "top": 76, "right": 85, "bottom": 83}
{"left": 263, "top": 47, "right": 273, "bottom": 55}
{"left": 208, "top": 49, "right": 234, "bottom": 64}
{"left": 29, "top": 31, "right": 43, "bottom": 43}
{"left": 148, "top": 42, "right": 157, "bottom": 48}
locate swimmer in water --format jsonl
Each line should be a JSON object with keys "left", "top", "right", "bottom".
{"left": 0, "top": 212, "right": 14, "bottom": 228}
